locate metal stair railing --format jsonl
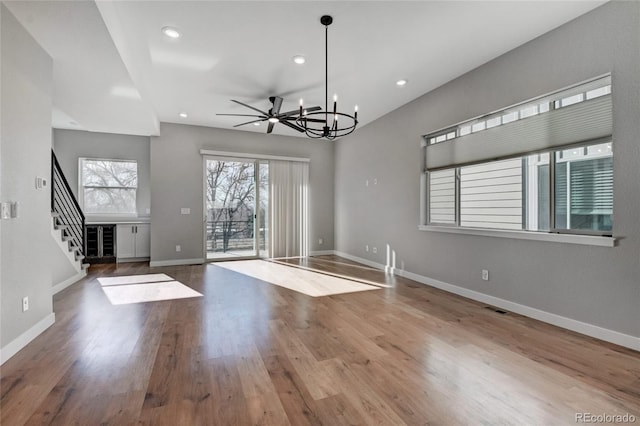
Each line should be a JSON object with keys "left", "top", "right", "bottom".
{"left": 51, "top": 150, "right": 85, "bottom": 258}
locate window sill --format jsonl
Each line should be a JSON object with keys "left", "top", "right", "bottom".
{"left": 418, "top": 225, "right": 616, "bottom": 247}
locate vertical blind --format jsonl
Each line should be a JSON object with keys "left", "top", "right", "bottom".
{"left": 269, "top": 160, "right": 309, "bottom": 258}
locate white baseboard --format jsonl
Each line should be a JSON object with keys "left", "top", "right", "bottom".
{"left": 332, "top": 251, "right": 640, "bottom": 351}
{"left": 1, "top": 313, "right": 56, "bottom": 365}
{"left": 149, "top": 258, "right": 204, "bottom": 267}
{"left": 52, "top": 270, "right": 87, "bottom": 295}
{"left": 398, "top": 269, "right": 640, "bottom": 351}
{"left": 309, "top": 250, "right": 336, "bottom": 256}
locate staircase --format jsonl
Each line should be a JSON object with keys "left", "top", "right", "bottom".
{"left": 51, "top": 151, "right": 89, "bottom": 291}
{"left": 51, "top": 212, "right": 89, "bottom": 273}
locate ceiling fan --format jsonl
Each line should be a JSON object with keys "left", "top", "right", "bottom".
{"left": 217, "top": 96, "right": 322, "bottom": 134}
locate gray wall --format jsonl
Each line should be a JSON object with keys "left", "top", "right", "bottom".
{"left": 335, "top": 2, "right": 640, "bottom": 337}
{"left": 150, "top": 123, "right": 334, "bottom": 263}
{"left": 1, "top": 5, "right": 54, "bottom": 348}
{"left": 53, "top": 129, "right": 151, "bottom": 220}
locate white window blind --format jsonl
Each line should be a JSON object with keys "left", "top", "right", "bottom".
{"left": 425, "top": 75, "right": 612, "bottom": 170}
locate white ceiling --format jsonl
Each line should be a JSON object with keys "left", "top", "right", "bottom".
{"left": 6, "top": 1, "right": 607, "bottom": 138}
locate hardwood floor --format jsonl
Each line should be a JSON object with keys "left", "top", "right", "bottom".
{"left": 1, "top": 255, "right": 639, "bottom": 425}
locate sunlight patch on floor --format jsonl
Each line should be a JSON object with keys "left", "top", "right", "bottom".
{"left": 98, "top": 274, "right": 203, "bottom": 305}
{"left": 97, "top": 273, "right": 174, "bottom": 286}
{"left": 214, "top": 260, "right": 380, "bottom": 297}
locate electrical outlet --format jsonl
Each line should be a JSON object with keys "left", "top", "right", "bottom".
{"left": 365, "top": 245, "right": 369, "bottom": 252}
{"left": 176, "top": 245, "right": 181, "bottom": 252}
{"left": 482, "top": 269, "right": 489, "bottom": 281}
{"left": 180, "top": 208, "right": 190, "bottom": 215}
{"left": 1, "top": 202, "right": 10, "bottom": 220}
{"left": 318, "top": 238, "right": 323, "bottom": 245}
{"left": 22, "top": 296, "right": 29, "bottom": 312}
{"left": 372, "top": 246, "right": 377, "bottom": 254}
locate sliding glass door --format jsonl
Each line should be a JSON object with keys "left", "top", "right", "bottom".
{"left": 204, "top": 158, "right": 268, "bottom": 260}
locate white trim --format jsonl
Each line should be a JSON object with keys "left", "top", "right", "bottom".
{"left": 117, "top": 257, "right": 151, "bottom": 264}
{"left": 309, "top": 250, "right": 335, "bottom": 256}
{"left": 397, "top": 269, "right": 639, "bottom": 351}
{"left": 200, "top": 149, "right": 310, "bottom": 163}
{"left": 52, "top": 270, "right": 86, "bottom": 295}
{"left": 419, "top": 225, "right": 616, "bottom": 247}
{"left": 330, "top": 250, "right": 639, "bottom": 351}
{"left": 149, "top": 258, "right": 204, "bottom": 267}
{"left": 1, "top": 313, "right": 56, "bottom": 365}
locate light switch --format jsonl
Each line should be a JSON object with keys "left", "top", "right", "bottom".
{"left": 35, "top": 177, "right": 47, "bottom": 189}
{"left": 181, "top": 208, "right": 190, "bottom": 215}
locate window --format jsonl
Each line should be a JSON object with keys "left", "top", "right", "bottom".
{"left": 422, "top": 75, "right": 613, "bottom": 239}
{"left": 459, "top": 158, "right": 523, "bottom": 230}
{"left": 80, "top": 158, "right": 137, "bottom": 215}
{"left": 554, "top": 143, "right": 613, "bottom": 232}
{"left": 428, "top": 169, "right": 456, "bottom": 224}
{"left": 426, "top": 141, "right": 612, "bottom": 235}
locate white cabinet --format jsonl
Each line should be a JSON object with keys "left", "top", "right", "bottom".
{"left": 117, "top": 223, "right": 150, "bottom": 261}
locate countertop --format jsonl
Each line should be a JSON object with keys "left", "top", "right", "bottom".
{"left": 85, "top": 217, "right": 151, "bottom": 225}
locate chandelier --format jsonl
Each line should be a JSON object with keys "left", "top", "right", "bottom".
{"left": 297, "top": 15, "right": 358, "bottom": 140}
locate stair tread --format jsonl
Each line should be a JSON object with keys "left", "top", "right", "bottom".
{"left": 81, "top": 263, "right": 90, "bottom": 270}
{"left": 51, "top": 212, "right": 60, "bottom": 217}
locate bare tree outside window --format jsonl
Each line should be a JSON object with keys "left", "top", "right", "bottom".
{"left": 206, "top": 160, "right": 268, "bottom": 256}
{"left": 81, "top": 159, "right": 137, "bottom": 214}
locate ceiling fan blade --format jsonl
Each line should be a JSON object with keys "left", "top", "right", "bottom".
{"left": 278, "top": 105, "right": 322, "bottom": 118}
{"left": 280, "top": 120, "right": 305, "bottom": 133}
{"left": 217, "top": 113, "right": 265, "bottom": 118}
{"left": 231, "top": 100, "right": 269, "bottom": 116}
{"left": 234, "top": 118, "right": 266, "bottom": 128}
{"left": 267, "top": 121, "right": 275, "bottom": 134}
{"left": 282, "top": 116, "right": 325, "bottom": 123}
{"left": 271, "top": 96, "right": 283, "bottom": 115}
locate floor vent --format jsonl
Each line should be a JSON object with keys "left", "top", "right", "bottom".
{"left": 485, "top": 306, "right": 508, "bottom": 315}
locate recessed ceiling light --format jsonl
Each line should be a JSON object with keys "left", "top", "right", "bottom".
{"left": 253, "top": 122, "right": 261, "bottom": 126}
{"left": 179, "top": 112, "right": 188, "bottom": 118}
{"left": 396, "top": 79, "right": 408, "bottom": 87}
{"left": 292, "top": 55, "right": 306, "bottom": 65}
{"left": 162, "top": 26, "right": 181, "bottom": 39}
